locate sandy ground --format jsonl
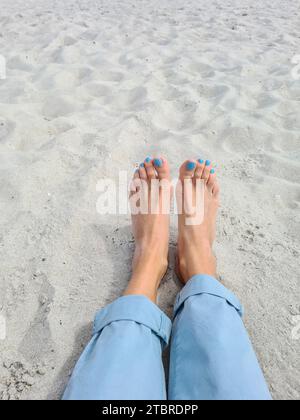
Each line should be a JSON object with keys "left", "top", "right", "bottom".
{"left": 0, "top": 0, "right": 299, "bottom": 400}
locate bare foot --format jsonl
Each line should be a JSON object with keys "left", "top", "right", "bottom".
{"left": 124, "top": 157, "right": 171, "bottom": 302}
{"left": 176, "top": 159, "right": 220, "bottom": 284}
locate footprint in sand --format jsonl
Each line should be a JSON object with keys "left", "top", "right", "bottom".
{"left": 19, "top": 276, "right": 55, "bottom": 361}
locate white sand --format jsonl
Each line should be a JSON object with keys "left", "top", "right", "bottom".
{"left": 0, "top": 0, "right": 299, "bottom": 400}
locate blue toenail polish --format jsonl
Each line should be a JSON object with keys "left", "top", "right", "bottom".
{"left": 186, "top": 161, "right": 196, "bottom": 171}
{"left": 145, "top": 157, "right": 152, "bottom": 163}
{"left": 210, "top": 169, "right": 215, "bottom": 174}
{"left": 198, "top": 159, "right": 204, "bottom": 164}
{"left": 154, "top": 158, "right": 162, "bottom": 167}
{"left": 205, "top": 160, "right": 211, "bottom": 166}
{"left": 140, "top": 163, "right": 145, "bottom": 168}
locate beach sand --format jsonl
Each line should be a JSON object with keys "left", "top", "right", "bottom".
{"left": 0, "top": 0, "right": 299, "bottom": 400}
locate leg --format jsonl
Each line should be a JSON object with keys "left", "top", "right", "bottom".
{"left": 168, "top": 159, "right": 271, "bottom": 400}
{"left": 63, "top": 295, "right": 171, "bottom": 400}
{"left": 63, "top": 157, "right": 172, "bottom": 400}
{"left": 124, "top": 157, "right": 171, "bottom": 302}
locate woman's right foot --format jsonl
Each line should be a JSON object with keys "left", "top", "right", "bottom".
{"left": 176, "top": 159, "right": 220, "bottom": 284}
{"left": 124, "top": 157, "right": 171, "bottom": 303}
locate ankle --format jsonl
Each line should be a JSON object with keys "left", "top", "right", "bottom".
{"left": 123, "top": 250, "right": 168, "bottom": 303}
{"left": 123, "top": 282, "right": 158, "bottom": 303}
{"left": 133, "top": 247, "right": 168, "bottom": 275}
{"left": 178, "top": 241, "right": 217, "bottom": 284}
{"left": 123, "top": 270, "right": 163, "bottom": 303}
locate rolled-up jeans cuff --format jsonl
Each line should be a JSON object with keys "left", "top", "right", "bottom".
{"left": 174, "top": 274, "right": 244, "bottom": 317}
{"left": 93, "top": 295, "right": 172, "bottom": 347}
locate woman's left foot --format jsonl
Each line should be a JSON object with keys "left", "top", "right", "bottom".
{"left": 124, "top": 157, "right": 172, "bottom": 302}
{"left": 176, "top": 159, "right": 220, "bottom": 284}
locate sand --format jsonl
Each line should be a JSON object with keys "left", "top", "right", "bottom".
{"left": 0, "top": 0, "right": 299, "bottom": 400}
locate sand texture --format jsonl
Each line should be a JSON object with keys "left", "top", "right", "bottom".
{"left": 0, "top": 0, "right": 299, "bottom": 400}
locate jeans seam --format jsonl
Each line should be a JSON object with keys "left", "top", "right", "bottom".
{"left": 169, "top": 315, "right": 182, "bottom": 399}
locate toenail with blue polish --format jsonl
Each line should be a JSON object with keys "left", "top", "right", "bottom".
{"left": 198, "top": 159, "right": 204, "bottom": 164}
{"left": 145, "top": 157, "right": 152, "bottom": 163}
{"left": 186, "top": 161, "right": 196, "bottom": 170}
{"left": 154, "top": 158, "right": 162, "bottom": 167}
{"left": 205, "top": 160, "right": 211, "bottom": 166}
{"left": 140, "top": 163, "right": 145, "bottom": 168}
{"left": 210, "top": 169, "right": 215, "bottom": 174}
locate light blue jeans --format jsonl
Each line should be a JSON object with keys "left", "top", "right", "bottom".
{"left": 63, "top": 275, "right": 271, "bottom": 400}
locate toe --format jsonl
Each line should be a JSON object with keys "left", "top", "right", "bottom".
{"left": 195, "top": 158, "right": 205, "bottom": 178}
{"left": 179, "top": 160, "right": 197, "bottom": 180}
{"left": 202, "top": 159, "right": 212, "bottom": 183}
{"left": 153, "top": 157, "right": 170, "bottom": 180}
{"left": 130, "top": 169, "right": 140, "bottom": 195}
{"left": 138, "top": 163, "right": 148, "bottom": 180}
{"left": 207, "top": 168, "right": 217, "bottom": 192}
{"left": 144, "top": 156, "right": 157, "bottom": 179}
{"left": 213, "top": 181, "right": 220, "bottom": 198}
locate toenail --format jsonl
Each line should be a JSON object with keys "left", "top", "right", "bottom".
{"left": 145, "top": 157, "right": 152, "bottom": 163}
{"left": 205, "top": 160, "right": 211, "bottom": 166}
{"left": 210, "top": 169, "right": 215, "bottom": 174}
{"left": 186, "top": 161, "right": 196, "bottom": 170}
{"left": 198, "top": 159, "right": 204, "bottom": 164}
{"left": 140, "top": 163, "right": 145, "bottom": 168}
{"left": 154, "top": 158, "right": 162, "bottom": 167}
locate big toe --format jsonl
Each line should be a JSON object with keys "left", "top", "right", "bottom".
{"left": 179, "top": 160, "right": 197, "bottom": 180}
{"left": 153, "top": 157, "right": 170, "bottom": 180}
